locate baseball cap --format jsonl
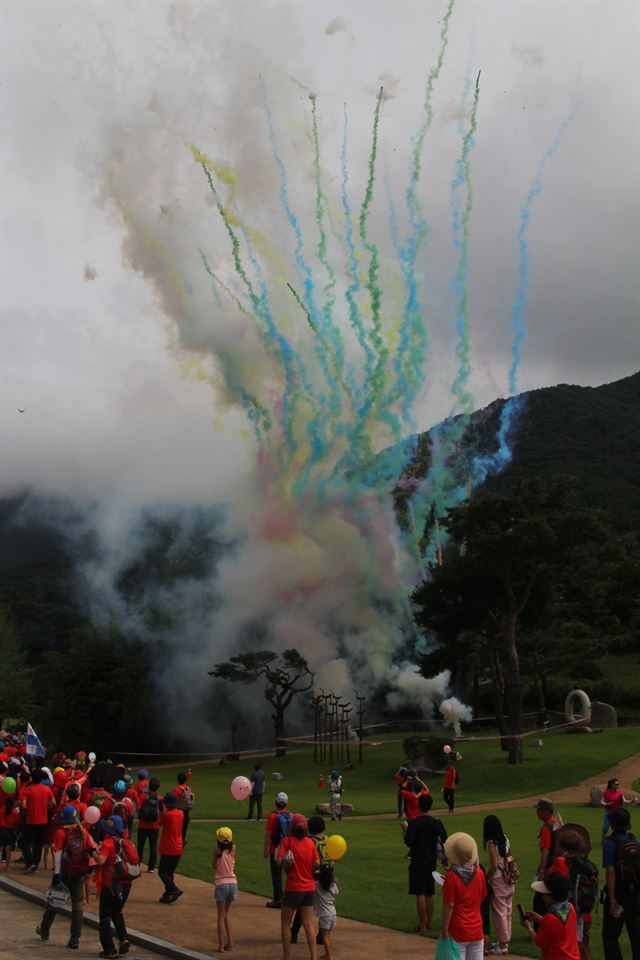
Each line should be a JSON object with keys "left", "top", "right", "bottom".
{"left": 276, "top": 791, "right": 288, "bottom": 805}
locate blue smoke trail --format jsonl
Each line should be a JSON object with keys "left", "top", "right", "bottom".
{"left": 509, "top": 100, "right": 579, "bottom": 395}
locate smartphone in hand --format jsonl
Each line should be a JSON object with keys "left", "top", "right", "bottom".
{"left": 517, "top": 903, "right": 527, "bottom": 923}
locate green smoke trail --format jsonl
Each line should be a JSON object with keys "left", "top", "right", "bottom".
{"left": 310, "top": 97, "right": 349, "bottom": 418}
{"left": 358, "top": 87, "right": 392, "bottom": 430}
{"left": 391, "top": 0, "right": 455, "bottom": 419}
{"left": 450, "top": 69, "right": 481, "bottom": 415}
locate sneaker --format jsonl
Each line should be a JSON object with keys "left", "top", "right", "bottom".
{"left": 118, "top": 940, "right": 131, "bottom": 955}
{"left": 36, "top": 925, "right": 49, "bottom": 942}
{"left": 169, "top": 888, "right": 183, "bottom": 903}
{"left": 99, "top": 951, "right": 119, "bottom": 959}
{"left": 159, "top": 892, "right": 172, "bottom": 903}
{"left": 146, "top": 867, "right": 155, "bottom": 873}
{"left": 25, "top": 864, "right": 37, "bottom": 874}
{"left": 266, "top": 900, "right": 282, "bottom": 909}
{"left": 67, "top": 936, "right": 80, "bottom": 949}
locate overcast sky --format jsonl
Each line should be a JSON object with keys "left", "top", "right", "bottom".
{"left": 2, "top": 0, "right": 639, "bottom": 504}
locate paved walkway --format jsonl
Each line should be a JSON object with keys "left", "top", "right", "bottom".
{"left": 2, "top": 861, "right": 530, "bottom": 960}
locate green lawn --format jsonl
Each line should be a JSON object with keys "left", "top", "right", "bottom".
{"left": 146, "top": 726, "right": 639, "bottom": 819}
{"left": 175, "top": 803, "right": 633, "bottom": 960}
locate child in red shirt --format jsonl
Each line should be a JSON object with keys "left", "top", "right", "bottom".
{"left": 523, "top": 873, "right": 580, "bottom": 960}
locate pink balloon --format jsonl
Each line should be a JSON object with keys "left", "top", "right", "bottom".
{"left": 84, "top": 805, "right": 100, "bottom": 824}
{"left": 443, "top": 745, "right": 452, "bottom": 754}
{"left": 230, "top": 776, "right": 252, "bottom": 801}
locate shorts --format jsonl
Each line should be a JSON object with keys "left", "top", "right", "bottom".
{"left": 408, "top": 861, "right": 436, "bottom": 897}
{"left": 0, "top": 828, "right": 16, "bottom": 849}
{"left": 317, "top": 914, "right": 337, "bottom": 932}
{"left": 215, "top": 883, "right": 238, "bottom": 903}
{"left": 282, "top": 890, "right": 314, "bottom": 909}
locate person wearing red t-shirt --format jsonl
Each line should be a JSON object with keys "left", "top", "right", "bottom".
{"left": 35, "top": 805, "right": 96, "bottom": 950}
{"left": 443, "top": 758, "right": 458, "bottom": 813}
{"left": 395, "top": 766, "right": 409, "bottom": 818}
{"left": 134, "top": 768, "right": 150, "bottom": 808}
{"left": 0, "top": 796, "right": 21, "bottom": 870}
{"left": 158, "top": 792, "right": 184, "bottom": 903}
{"left": 102, "top": 780, "right": 135, "bottom": 838}
{"left": 21, "top": 769, "right": 55, "bottom": 872}
{"left": 93, "top": 815, "right": 133, "bottom": 958}
{"left": 534, "top": 799, "right": 560, "bottom": 922}
{"left": 522, "top": 873, "right": 580, "bottom": 960}
{"left": 600, "top": 778, "right": 635, "bottom": 837}
{"left": 137, "top": 777, "right": 162, "bottom": 872}
{"left": 441, "top": 832, "right": 487, "bottom": 960}
{"left": 173, "top": 770, "right": 194, "bottom": 844}
{"left": 400, "top": 775, "right": 430, "bottom": 825}
{"left": 276, "top": 814, "right": 320, "bottom": 960}
{"left": 264, "top": 791, "right": 292, "bottom": 908}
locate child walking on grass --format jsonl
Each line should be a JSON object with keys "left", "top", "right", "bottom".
{"left": 213, "top": 827, "right": 237, "bottom": 952}
{"left": 314, "top": 862, "right": 338, "bottom": 960}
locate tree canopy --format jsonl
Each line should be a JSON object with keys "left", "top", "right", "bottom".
{"left": 210, "top": 649, "right": 314, "bottom": 747}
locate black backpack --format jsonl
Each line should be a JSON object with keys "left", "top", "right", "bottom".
{"left": 567, "top": 854, "right": 599, "bottom": 914}
{"left": 613, "top": 833, "right": 640, "bottom": 898}
{"left": 139, "top": 793, "right": 160, "bottom": 824}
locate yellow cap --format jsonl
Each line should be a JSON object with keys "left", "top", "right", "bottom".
{"left": 216, "top": 826, "right": 233, "bottom": 842}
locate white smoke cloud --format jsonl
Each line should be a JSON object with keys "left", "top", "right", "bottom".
{"left": 439, "top": 696, "right": 474, "bottom": 736}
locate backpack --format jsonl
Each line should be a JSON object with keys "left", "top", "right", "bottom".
{"left": 176, "top": 786, "right": 195, "bottom": 812}
{"left": 113, "top": 837, "right": 141, "bottom": 880}
{"left": 111, "top": 799, "right": 128, "bottom": 822}
{"left": 92, "top": 788, "right": 109, "bottom": 810}
{"left": 61, "top": 825, "right": 90, "bottom": 880}
{"left": 501, "top": 853, "right": 520, "bottom": 885}
{"left": 273, "top": 810, "right": 291, "bottom": 847}
{"left": 568, "top": 854, "right": 599, "bottom": 914}
{"left": 613, "top": 834, "right": 640, "bottom": 897}
{"left": 139, "top": 793, "right": 160, "bottom": 824}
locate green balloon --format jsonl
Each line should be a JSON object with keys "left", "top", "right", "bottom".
{"left": 1, "top": 776, "right": 17, "bottom": 794}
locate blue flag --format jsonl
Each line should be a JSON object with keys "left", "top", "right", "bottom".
{"left": 26, "top": 722, "right": 45, "bottom": 759}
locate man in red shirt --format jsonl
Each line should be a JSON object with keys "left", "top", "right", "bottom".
{"left": 35, "top": 805, "right": 95, "bottom": 950}
{"left": 173, "top": 770, "right": 194, "bottom": 845}
{"left": 441, "top": 832, "right": 487, "bottom": 960}
{"left": 158, "top": 792, "right": 184, "bottom": 903}
{"left": 137, "top": 777, "right": 162, "bottom": 872}
{"left": 400, "top": 775, "right": 430, "bottom": 822}
{"left": 21, "top": 768, "right": 55, "bottom": 872}
{"left": 522, "top": 873, "right": 580, "bottom": 960}
{"left": 93, "top": 815, "right": 133, "bottom": 958}
{"left": 263, "top": 791, "right": 291, "bottom": 908}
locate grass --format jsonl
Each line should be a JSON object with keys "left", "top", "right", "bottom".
{"left": 131, "top": 726, "right": 640, "bottom": 960}
{"left": 177, "top": 803, "right": 622, "bottom": 959}
{"left": 145, "top": 726, "right": 640, "bottom": 819}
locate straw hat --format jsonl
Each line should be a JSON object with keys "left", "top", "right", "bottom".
{"left": 444, "top": 832, "right": 478, "bottom": 866}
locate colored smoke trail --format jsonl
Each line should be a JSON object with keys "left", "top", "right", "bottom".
{"left": 104, "top": 2, "right": 535, "bottom": 723}
{"left": 391, "top": 0, "right": 455, "bottom": 420}
{"left": 509, "top": 99, "right": 579, "bottom": 395}
{"left": 450, "top": 70, "right": 481, "bottom": 416}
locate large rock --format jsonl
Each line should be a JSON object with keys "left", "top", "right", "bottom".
{"left": 590, "top": 784, "right": 606, "bottom": 806}
{"left": 316, "top": 803, "right": 354, "bottom": 815}
{"left": 589, "top": 701, "right": 618, "bottom": 728}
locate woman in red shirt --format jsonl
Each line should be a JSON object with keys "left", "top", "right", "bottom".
{"left": 522, "top": 873, "right": 580, "bottom": 960}
{"left": 440, "top": 832, "right": 487, "bottom": 960}
{"left": 276, "top": 814, "right": 320, "bottom": 960}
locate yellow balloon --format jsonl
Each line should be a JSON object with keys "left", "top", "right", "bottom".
{"left": 325, "top": 834, "right": 347, "bottom": 860}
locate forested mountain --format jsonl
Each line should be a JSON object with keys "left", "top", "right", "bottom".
{"left": 1, "top": 372, "right": 638, "bottom": 747}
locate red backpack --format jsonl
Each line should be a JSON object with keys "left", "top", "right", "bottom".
{"left": 113, "top": 837, "right": 141, "bottom": 881}
{"left": 61, "top": 825, "right": 90, "bottom": 880}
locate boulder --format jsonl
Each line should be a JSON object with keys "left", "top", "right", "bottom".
{"left": 589, "top": 701, "right": 618, "bottom": 728}
{"left": 590, "top": 784, "right": 606, "bottom": 807}
{"left": 315, "top": 802, "right": 354, "bottom": 815}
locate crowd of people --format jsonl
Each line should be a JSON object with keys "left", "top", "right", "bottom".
{"left": 1, "top": 732, "right": 639, "bottom": 960}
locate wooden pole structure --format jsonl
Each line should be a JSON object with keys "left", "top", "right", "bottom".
{"left": 356, "top": 692, "right": 366, "bottom": 764}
